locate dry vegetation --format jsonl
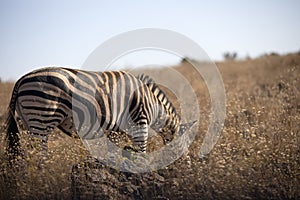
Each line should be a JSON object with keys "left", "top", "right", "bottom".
{"left": 0, "top": 53, "right": 299, "bottom": 199}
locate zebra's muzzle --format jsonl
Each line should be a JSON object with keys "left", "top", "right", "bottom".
{"left": 178, "top": 120, "right": 197, "bottom": 136}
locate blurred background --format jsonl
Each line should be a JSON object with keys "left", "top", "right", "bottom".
{"left": 1, "top": 1, "right": 300, "bottom": 199}
{"left": 0, "top": 0, "right": 299, "bottom": 81}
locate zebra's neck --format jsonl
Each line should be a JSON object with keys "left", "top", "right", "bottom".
{"left": 138, "top": 74, "right": 180, "bottom": 132}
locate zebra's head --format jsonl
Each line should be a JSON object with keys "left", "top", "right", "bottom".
{"left": 160, "top": 111, "right": 181, "bottom": 144}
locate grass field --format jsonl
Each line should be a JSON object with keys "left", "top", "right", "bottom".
{"left": 0, "top": 53, "right": 299, "bottom": 199}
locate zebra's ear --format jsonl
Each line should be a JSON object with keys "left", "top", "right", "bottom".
{"left": 178, "top": 120, "right": 197, "bottom": 136}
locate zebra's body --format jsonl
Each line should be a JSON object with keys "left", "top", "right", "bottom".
{"left": 5, "top": 67, "right": 180, "bottom": 156}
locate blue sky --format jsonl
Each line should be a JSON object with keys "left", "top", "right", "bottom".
{"left": 0, "top": 0, "right": 299, "bottom": 81}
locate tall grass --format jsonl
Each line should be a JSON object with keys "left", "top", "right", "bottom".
{"left": 0, "top": 53, "right": 299, "bottom": 199}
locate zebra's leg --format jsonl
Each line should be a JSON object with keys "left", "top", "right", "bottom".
{"left": 26, "top": 123, "right": 57, "bottom": 167}
{"left": 16, "top": 100, "right": 52, "bottom": 161}
{"left": 27, "top": 133, "right": 48, "bottom": 151}
{"left": 27, "top": 133, "right": 49, "bottom": 167}
{"left": 128, "top": 124, "right": 148, "bottom": 153}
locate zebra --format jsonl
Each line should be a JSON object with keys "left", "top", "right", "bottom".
{"left": 4, "top": 67, "right": 181, "bottom": 158}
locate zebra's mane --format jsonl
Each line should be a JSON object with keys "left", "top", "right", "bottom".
{"left": 137, "top": 74, "right": 155, "bottom": 85}
{"left": 137, "top": 74, "right": 159, "bottom": 94}
{"left": 137, "top": 74, "right": 177, "bottom": 115}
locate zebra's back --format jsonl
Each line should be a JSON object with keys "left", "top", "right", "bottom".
{"left": 14, "top": 68, "right": 158, "bottom": 138}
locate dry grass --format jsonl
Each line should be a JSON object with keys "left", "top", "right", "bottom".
{"left": 0, "top": 53, "right": 299, "bottom": 199}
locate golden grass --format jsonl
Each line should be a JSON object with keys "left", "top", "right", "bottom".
{"left": 0, "top": 53, "right": 299, "bottom": 199}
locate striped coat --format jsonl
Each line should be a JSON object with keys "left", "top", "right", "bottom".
{"left": 5, "top": 67, "right": 180, "bottom": 156}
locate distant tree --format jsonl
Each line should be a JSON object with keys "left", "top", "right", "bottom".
{"left": 245, "top": 54, "right": 251, "bottom": 60}
{"left": 223, "top": 51, "right": 238, "bottom": 61}
{"left": 181, "top": 57, "right": 188, "bottom": 63}
{"left": 180, "top": 57, "right": 198, "bottom": 64}
{"left": 269, "top": 52, "right": 279, "bottom": 56}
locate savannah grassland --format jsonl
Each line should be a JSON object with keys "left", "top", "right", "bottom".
{"left": 0, "top": 53, "right": 299, "bottom": 199}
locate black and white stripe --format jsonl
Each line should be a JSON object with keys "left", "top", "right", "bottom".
{"left": 5, "top": 67, "right": 180, "bottom": 156}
